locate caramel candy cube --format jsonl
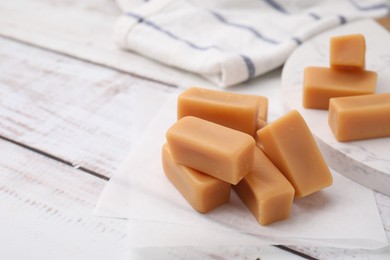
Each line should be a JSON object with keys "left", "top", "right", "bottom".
{"left": 329, "top": 93, "right": 390, "bottom": 142}
{"left": 234, "top": 147, "right": 295, "bottom": 225}
{"left": 303, "top": 66, "right": 377, "bottom": 110}
{"left": 166, "top": 116, "right": 255, "bottom": 185}
{"left": 330, "top": 34, "right": 365, "bottom": 70}
{"left": 256, "top": 110, "right": 333, "bottom": 198}
{"left": 162, "top": 144, "right": 230, "bottom": 213}
{"left": 178, "top": 87, "right": 268, "bottom": 136}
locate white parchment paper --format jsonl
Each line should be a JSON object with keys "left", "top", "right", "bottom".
{"left": 96, "top": 90, "right": 388, "bottom": 249}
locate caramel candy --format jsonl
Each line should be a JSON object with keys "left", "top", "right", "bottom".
{"left": 234, "top": 147, "right": 295, "bottom": 225}
{"left": 303, "top": 66, "right": 377, "bottom": 110}
{"left": 162, "top": 144, "right": 230, "bottom": 213}
{"left": 329, "top": 93, "right": 390, "bottom": 142}
{"left": 166, "top": 116, "right": 255, "bottom": 184}
{"left": 178, "top": 87, "right": 268, "bottom": 136}
{"left": 256, "top": 110, "right": 333, "bottom": 198}
{"left": 330, "top": 34, "right": 365, "bottom": 70}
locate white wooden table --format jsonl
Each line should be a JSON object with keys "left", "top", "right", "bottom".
{"left": 1, "top": 0, "right": 389, "bottom": 259}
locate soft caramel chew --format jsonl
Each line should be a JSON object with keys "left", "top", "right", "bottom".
{"left": 329, "top": 93, "right": 390, "bottom": 142}
{"left": 233, "top": 147, "right": 295, "bottom": 225}
{"left": 166, "top": 116, "right": 255, "bottom": 185}
{"left": 178, "top": 87, "right": 268, "bottom": 136}
{"left": 303, "top": 66, "right": 377, "bottom": 109}
{"left": 162, "top": 144, "right": 230, "bottom": 213}
{"left": 330, "top": 34, "right": 366, "bottom": 70}
{"left": 256, "top": 110, "right": 333, "bottom": 198}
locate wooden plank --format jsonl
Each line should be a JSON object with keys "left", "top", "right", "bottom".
{"left": 0, "top": 139, "right": 127, "bottom": 259}
{"left": 0, "top": 0, "right": 212, "bottom": 89}
{"left": 0, "top": 36, "right": 175, "bottom": 178}
{"left": 288, "top": 241, "right": 390, "bottom": 259}
{"left": 0, "top": 0, "right": 389, "bottom": 256}
{"left": 0, "top": 139, "right": 310, "bottom": 259}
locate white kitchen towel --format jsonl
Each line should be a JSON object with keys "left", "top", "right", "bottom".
{"left": 114, "top": 0, "right": 388, "bottom": 87}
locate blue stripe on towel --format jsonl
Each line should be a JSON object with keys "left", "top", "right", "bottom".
{"left": 263, "top": 0, "right": 289, "bottom": 14}
{"left": 125, "top": 12, "right": 257, "bottom": 81}
{"left": 338, "top": 15, "right": 347, "bottom": 24}
{"left": 291, "top": 37, "right": 302, "bottom": 45}
{"left": 307, "top": 12, "right": 321, "bottom": 20}
{"left": 126, "top": 12, "right": 217, "bottom": 51}
{"left": 210, "top": 11, "right": 280, "bottom": 45}
{"left": 263, "top": 0, "right": 324, "bottom": 23}
{"left": 241, "top": 55, "right": 256, "bottom": 80}
{"left": 348, "top": 0, "right": 389, "bottom": 11}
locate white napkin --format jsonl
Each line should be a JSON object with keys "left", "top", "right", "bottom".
{"left": 113, "top": 0, "right": 388, "bottom": 87}
{"left": 95, "top": 90, "right": 388, "bottom": 249}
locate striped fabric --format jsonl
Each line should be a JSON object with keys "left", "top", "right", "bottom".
{"left": 114, "top": 0, "right": 389, "bottom": 87}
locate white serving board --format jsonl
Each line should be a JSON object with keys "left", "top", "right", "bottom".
{"left": 281, "top": 19, "right": 390, "bottom": 196}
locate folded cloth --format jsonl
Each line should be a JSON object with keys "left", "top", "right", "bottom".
{"left": 114, "top": 0, "right": 389, "bottom": 87}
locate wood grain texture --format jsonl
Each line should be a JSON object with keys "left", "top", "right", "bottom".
{"left": 0, "top": 36, "right": 175, "bottom": 179}
{"left": 0, "top": 0, "right": 212, "bottom": 89}
{"left": 1, "top": 0, "right": 388, "bottom": 90}
{"left": 0, "top": 139, "right": 127, "bottom": 260}
{"left": 0, "top": 138, "right": 308, "bottom": 260}
{"left": 0, "top": 0, "right": 389, "bottom": 258}
{"left": 1, "top": 32, "right": 389, "bottom": 260}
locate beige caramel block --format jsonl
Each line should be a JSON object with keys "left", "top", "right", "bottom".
{"left": 233, "top": 147, "right": 295, "bottom": 225}
{"left": 257, "top": 117, "right": 268, "bottom": 131}
{"left": 303, "top": 66, "right": 377, "bottom": 110}
{"left": 178, "top": 87, "right": 268, "bottom": 136}
{"left": 166, "top": 116, "right": 255, "bottom": 185}
{"left": 330, "top": 34, "right": 366, "bottom": 70}
{"left": 162, "top": 144, "right": 230, "bottom": 213}
{"left": 329, "top": 93, "right": 390, "bottom": 142}
{"left": 256, "top": 110, "right": 333, "bottom": 198}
